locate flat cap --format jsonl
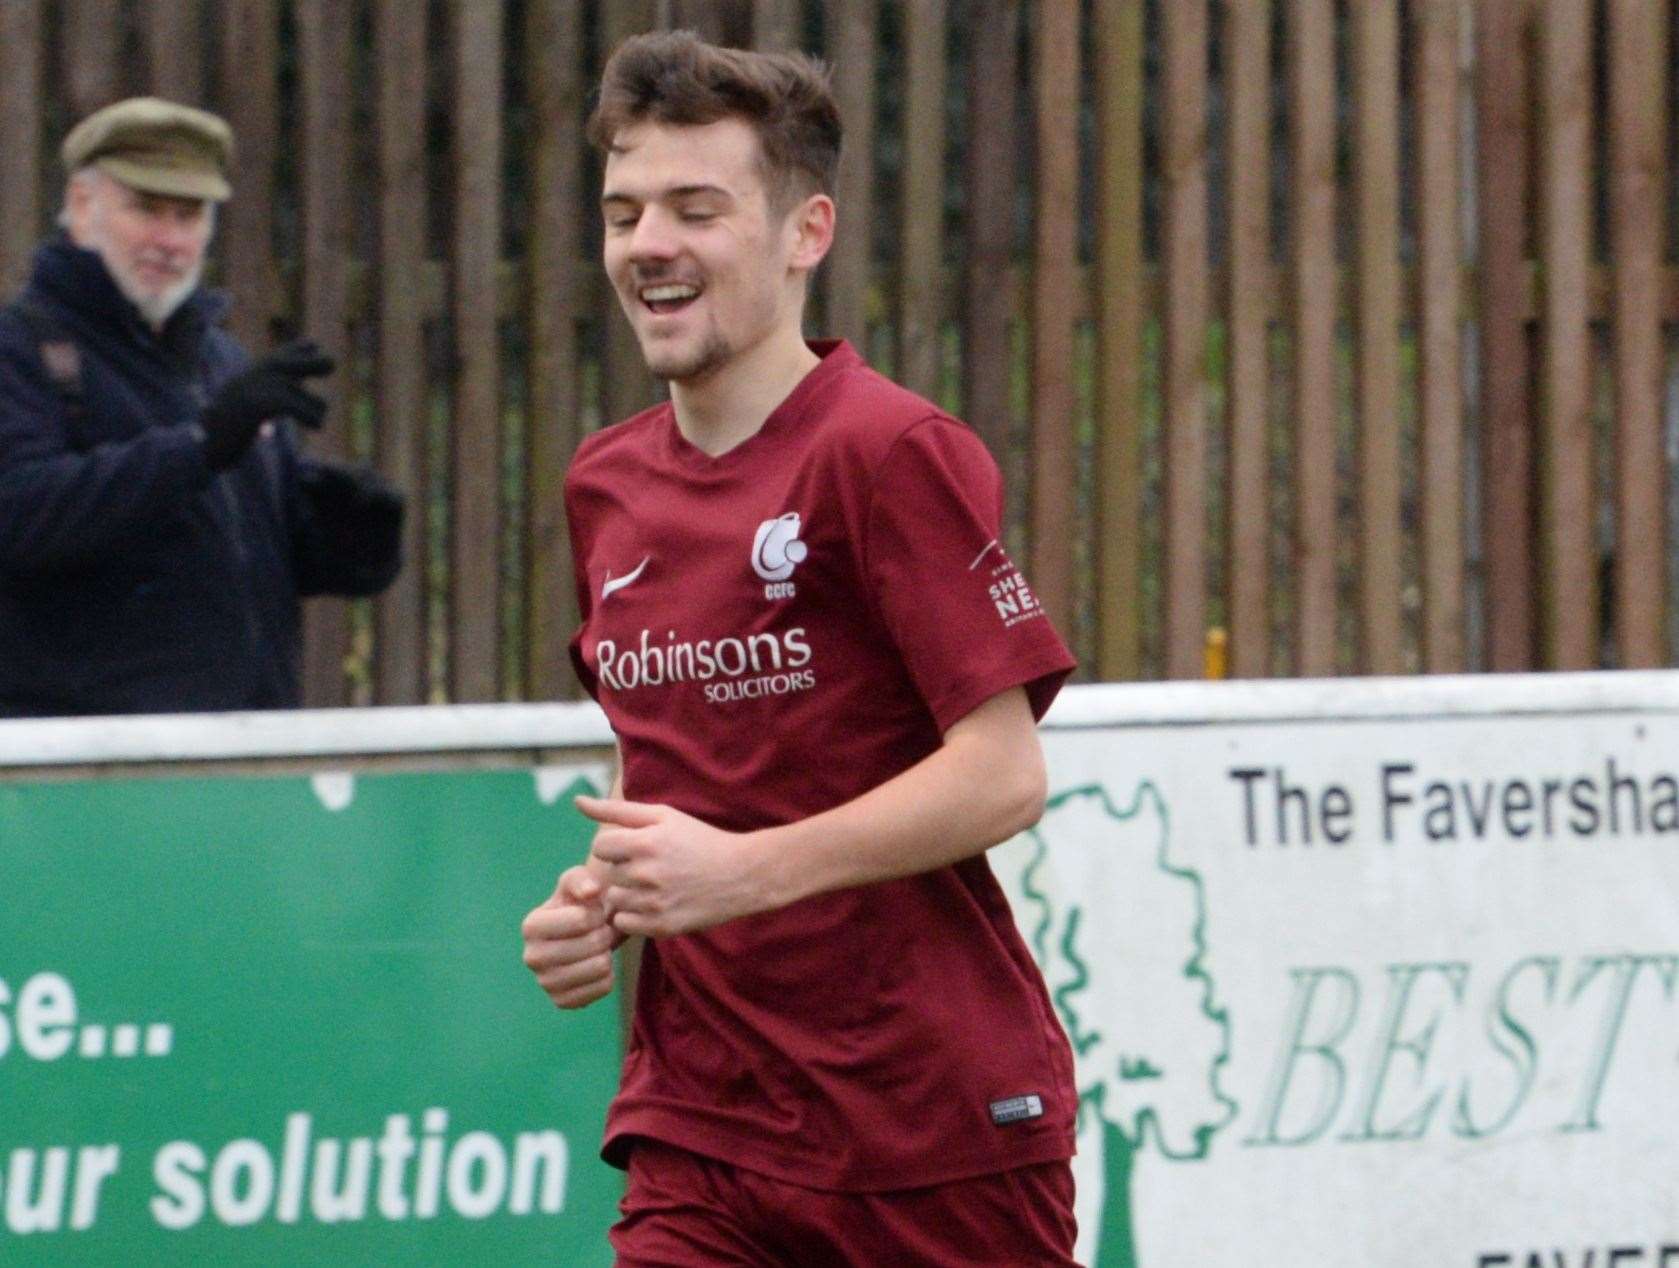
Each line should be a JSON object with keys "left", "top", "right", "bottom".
{"left": 61, "top": 97, "right": 234, "bottom": 202}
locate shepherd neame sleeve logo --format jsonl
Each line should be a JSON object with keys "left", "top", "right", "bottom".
{"left": 970, "top": 539, "right": 1048, "bottom": 629}
{"left": 594, "top": 626, "right": 815, "bottom": 704}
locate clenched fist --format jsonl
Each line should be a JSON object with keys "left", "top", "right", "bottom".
{"left": 521, "top": 864, "right": 624, "bottom": 1009}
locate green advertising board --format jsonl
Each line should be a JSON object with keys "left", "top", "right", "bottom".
{"left": 0, "top": 764, "right": 621, "bottom": 1265}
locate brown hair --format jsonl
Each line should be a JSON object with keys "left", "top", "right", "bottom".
{"left": 588, "top": 30, "right": 843, "bottom": 210}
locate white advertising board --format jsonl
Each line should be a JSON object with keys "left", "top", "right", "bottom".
{"left": 3, "top": 677, "right": 1672, "bottom": 1265}
{"left": 1003, "top": 672, "right": 1679, "bottom": 1268}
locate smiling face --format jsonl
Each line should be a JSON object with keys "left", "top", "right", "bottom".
{"left": 601, "top": 118, "right": 829, "bottom": 386}
{"left": 65, "top": 170, "right": 213, "bottom": 328}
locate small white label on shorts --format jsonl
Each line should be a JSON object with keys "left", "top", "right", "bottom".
{"left": 990, "top": 1094, "right": 1045, "bottom": 1126}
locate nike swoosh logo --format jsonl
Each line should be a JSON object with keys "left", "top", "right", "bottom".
{"left": 601, "top": 556, "right": 650, "bottom": 600}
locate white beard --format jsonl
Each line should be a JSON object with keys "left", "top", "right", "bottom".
{"left": 74, "top": 184, "right": 210, "bottom": 331}
{"left": 111, "top": 260, "right": 202, "bottom": 330}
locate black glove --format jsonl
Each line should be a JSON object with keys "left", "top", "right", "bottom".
{"left": 298, "top": 462, "right": 406, "bottom": 595}
{"left": 200, "top": 339, "right": 335, "bottom": 471}
{"left": 300, "top": 462, "right": 405, "bottom": 527}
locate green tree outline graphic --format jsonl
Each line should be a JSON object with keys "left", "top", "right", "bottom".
{"left": 1013, "top": 781, "right": 1238, "bottom": 1267}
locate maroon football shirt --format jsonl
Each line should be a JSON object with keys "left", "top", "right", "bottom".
{"left": 565, "top": 340, "right": 1077, "bottom": 1191}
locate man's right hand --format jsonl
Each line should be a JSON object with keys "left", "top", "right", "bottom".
{"left": 521, "top": 864, "right": 623, "bottom": 1010}
{"left": 200, "top": 339, "right": 335, "bottom": 470}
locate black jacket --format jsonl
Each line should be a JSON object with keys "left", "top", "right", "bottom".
{"left": 0, "top": 238, "right": 400, "bottom": 716}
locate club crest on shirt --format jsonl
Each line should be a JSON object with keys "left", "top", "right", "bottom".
{"left": 751, "top": 512, "right": 807, "bottom": 600}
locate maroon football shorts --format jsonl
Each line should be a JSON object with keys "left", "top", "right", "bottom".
{"left": 610, "top": 1137, "right": 1080, "bottom": 1267}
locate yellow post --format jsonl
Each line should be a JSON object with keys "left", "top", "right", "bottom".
{"left": 1204, "top": 626, "right": 1229, "bottom": 679}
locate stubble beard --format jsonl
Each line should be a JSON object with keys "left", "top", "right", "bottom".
{"left": 642, "top": 326, "right": 733, "bottom": 384}
{"left": 633, "top": 278, "right": 788, "bottom": 387}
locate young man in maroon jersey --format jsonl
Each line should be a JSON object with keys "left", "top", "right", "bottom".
{"left": 521, "top": 31, "right": 1081, "bottom": 1266}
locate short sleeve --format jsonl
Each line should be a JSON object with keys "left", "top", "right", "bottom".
{"left": 863, "top": 417, "right": 1075, "bottom": 731}
{"left": 564, "top": 474, "right": 601, "bottom": 702}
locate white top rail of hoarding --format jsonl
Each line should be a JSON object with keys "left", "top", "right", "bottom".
{"left": 0, "top": 701, "right": 616, "bottom": 769}
{"left": 0, "top": 670, "right": 1675, "bottom": 768}
{"left": 1041, "top": 669, "right": 1679, "bottom": 730}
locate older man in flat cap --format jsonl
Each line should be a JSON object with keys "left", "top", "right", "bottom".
{"left": 0, "top": 98, "right": 404, "bottom": 716}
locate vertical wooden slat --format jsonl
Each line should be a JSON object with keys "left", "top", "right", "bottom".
{"left": 296, "top": 0, "right": 353, "bottom": 706}
{"left": 1607, "top": 0, "right": 1669, "bottom": 666}
{"left": 294, "top": 9, "right": 348, "bottom": 498}
{"left": 1537, "top": 0, "right": 1596, "bottom": 668}
{"left": 1094, "top": 0, "right": 1146, "bottom": 680}
{"left": 825, "top": 0, "right": 875, "bottom": 354}
{"left": 898, "top": 0, "right": 946, "bottom": 401}
{"left": 373, "top": 0, "right": 429, "bottom": 705}
{"left": 1161, "top": 0, "right": 1208, "bottom": 679}
{"left": 525, "top": 0, "right": 586, "bottom": 701}
{"left": 600, "top": 0, "right": 662, "bottom": 426}
{"left": 602, "top": 2, "right": 658, "bottom": 53}
{"left": 1476, "top": 0, "right": 1536, "bottom": 670}
{"left": 145, "top": 0, "right": 203, "bottom": 104}
{"left": 1223, "top": 0, "right": 1270, "bottom": 678}
{"left": 963, "top": 0, "right": 1020, "bottom": 463}
{"left": 63, "top": 0, "right": 122, "bottom": 120}
{"left": 219, "top": 0, "right": 278, "bottom": 360}
{"left": 449, "top": 0, "right": 504, "bottom": 703}
{"left": 0, "top": 0, "right": 44, "bottom": 296}
{"left": 753, "top": 0, "right": 802, "bottom": 50}
{"left": 1029, "top": 0, "right": 1080, "bottom": 635}
{"left": 1416, "top": 0, "right": 1466, "bottom": 671}
{"left": 1350, "top": 0, "right": 1403, "bottom": 674}
{"left": 1289, "top": 0, "right": 1339, "bottom": 675}
{"left": 672, "top": 0, "right": 752, "bottom": 43}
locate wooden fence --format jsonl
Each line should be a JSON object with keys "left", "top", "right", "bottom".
{"left": 1, "top": 0, "right": 1674, "bottom": 706}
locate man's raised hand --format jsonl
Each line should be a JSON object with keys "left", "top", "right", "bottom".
{"left": 200, "top": 339, "right": 335, "bottom": 470}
